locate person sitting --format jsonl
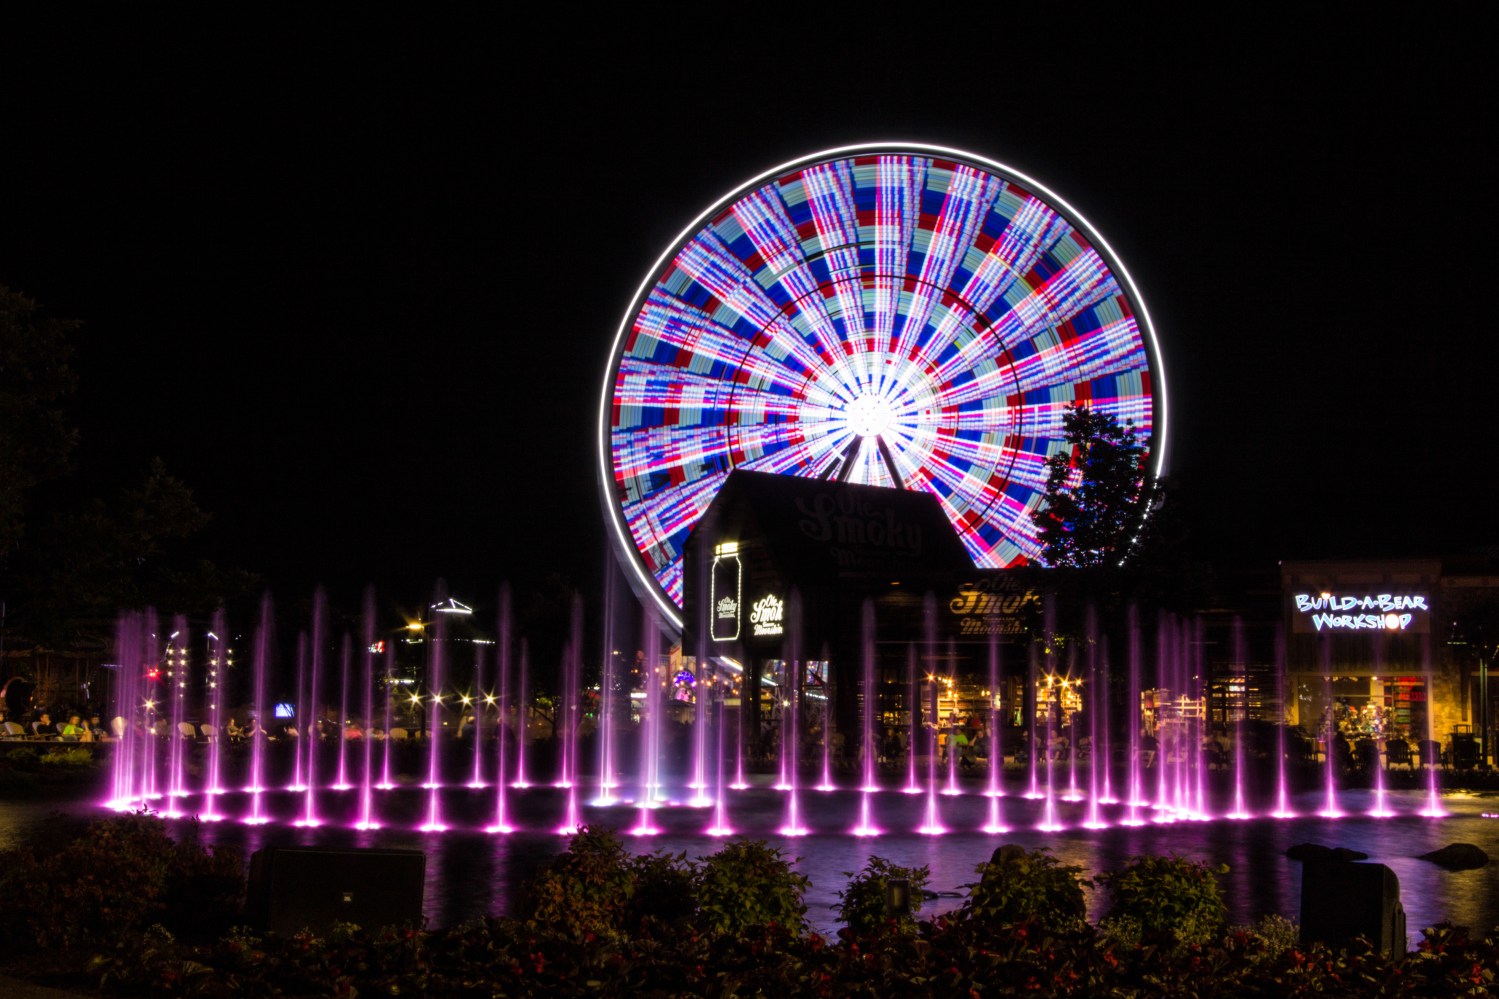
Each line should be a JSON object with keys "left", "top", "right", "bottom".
{"left": 31, "top": 712, "right": 57, "bottom": 738}
{"left": 59, "top": 714, "right": 88, "bottom": 740}
{"left": 226, "top": 717, "right": 246, "bottom": 741}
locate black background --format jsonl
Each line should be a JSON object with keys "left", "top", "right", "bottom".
{"left": 3, "top": 9, "right": 1491, "bottom": 612}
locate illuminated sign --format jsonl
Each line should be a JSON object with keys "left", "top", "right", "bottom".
{"left": 750, "top": 594, "right": 785, "bottom": 637}
{"left": 948, "top": 576, "right": 1040, "bottom": 636}
{"left": 1291, "top": 593, "right": 1430, "bottom": 633}
{"left": 710, "top": 542, "right": 741, "bottom": 642}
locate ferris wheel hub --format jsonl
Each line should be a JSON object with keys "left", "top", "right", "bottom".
{"left": 845, "top": 394, "right": 897, "bottom": 439}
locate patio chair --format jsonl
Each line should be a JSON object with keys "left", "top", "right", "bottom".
{"left": 1417, "top": 739, "right": 1443, "bottom": 768}
{"left": 1385, "top": 739, "right": 1413, "bottom": 770}
{"left": 389, "top": 727, "right": 409, "bottom": 741}
{"left": 199, "top": 723, "right": 218, "bottom": 742}
{"left": 177, "top": 721, "right": 199, "bottom": 740}
{"left": 110, "top": 716, "right": 128, "bottom": 738}
{"left": 1, "top": 721, "right": 26, "bottom": 739}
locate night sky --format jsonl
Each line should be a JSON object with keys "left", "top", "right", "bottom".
{"left": 3, "top": 11, "right": 1492, "bottom": 614}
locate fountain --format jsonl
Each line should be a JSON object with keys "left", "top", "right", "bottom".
{"left": 102, "top": 588, "right": 1463, "bottom": 864}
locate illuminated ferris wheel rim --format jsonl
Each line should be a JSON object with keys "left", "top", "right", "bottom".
{"left": 598, "top": 142, "right": 1170, "bottom": 630}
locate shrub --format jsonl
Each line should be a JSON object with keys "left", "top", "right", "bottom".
{"left": 4, "top": 746, "right": 41, "bottom": 768}
{"left": 1096, "top": 853, "right": 1227, "bottom": 948}
{"left": 695, "top": 839, "right": 809, "bottom": 936}
{"left": 837, "top": 855, "right": 930, "bottom": 936}
{"left": 0, "top": 812, "right": 242, "bottom": 952}
{"left": 961, "top": 845, "right": 1088, "bottom": 931}
{"left": 1239, "top": 913, "right": 1299, "bottom": 962}
{"left": 627, "top": 849, "right": 697, "bottom": 931}
{"left": 40, "top": 747, "right": 95, "bottom": 767}
{"left": 521, "top": 826, "right": 638, "bottom": 942}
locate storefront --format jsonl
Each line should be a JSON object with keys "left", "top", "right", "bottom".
{"left": 681, "top": 470, "right": 1043, "bottom": 757}
{"left": 1281, "top": 557, "right": 1498, "bottom": 766}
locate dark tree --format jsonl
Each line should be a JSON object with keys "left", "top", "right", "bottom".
{"left": 0, "top": 285, "right": 79, "bottom": 567}
{"left": 1033, "top": 405, "right": 1151, "bottom": 569}
{"left": 11, "top": 458, "right": 258, "bottom": 647}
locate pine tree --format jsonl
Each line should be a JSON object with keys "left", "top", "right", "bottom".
{"left": 1033, "top": 406, "right": 1150, "bottom": 568}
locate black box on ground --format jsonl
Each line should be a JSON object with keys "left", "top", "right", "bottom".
{"left": 247, "top": 846, "right": 426, "bottom": 936}
{"left": 1299, "top": 861, "right": 1405, "bottom": 957}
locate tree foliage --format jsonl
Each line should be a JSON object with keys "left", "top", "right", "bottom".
{"left": 0, "top": 284, "right": 79, "bottom": 566}
{"left": 1034, "top": 405, "right": 1151, "bottom": 569}
{"left": 2, "top": 285, "right": 256, "bottom": 649}
{"left": 9, "top": 458, "right": 258, "bottom": 648}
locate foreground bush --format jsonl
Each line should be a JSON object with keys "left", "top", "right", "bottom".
{"left": 0, "top": 812, "right": 242, "bottom": 951}
{"left": 1096, "top": 852, "right": 1228, "bottom": 948}
{"left": 694, "top": 837, "right": 809, "bottom": 936}
{"left": 837, "top": 855, "right": 931, "bottom": 936}
{"left": 961, "top": 844, "right": 1088, "bottom": 931}
{"left": 86, "top": 915, "right": 1499, "bottom": 997}
{"left": 9, "top": 817, "right": 1499, "bottom": 996}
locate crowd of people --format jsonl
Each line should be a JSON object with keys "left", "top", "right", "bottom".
{"left": 0, "top": 706, "right": 112, "bottom": 742}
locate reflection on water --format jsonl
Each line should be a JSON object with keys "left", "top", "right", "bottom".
{"left": 4, "top": 784, "right": 1496, "bottom": 940}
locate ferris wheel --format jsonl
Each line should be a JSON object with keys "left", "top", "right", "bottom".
{"left": 599, "top": 144, "right": 1167, "bottom": 628}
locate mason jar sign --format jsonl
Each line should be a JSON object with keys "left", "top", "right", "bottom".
{"left": 710, "top": 542, "right": 742, "bottom": 642}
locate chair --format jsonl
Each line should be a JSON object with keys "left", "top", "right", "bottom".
{"left": 1418, "top": 739, "right": 1443, "bottom": 768}
{"left": 111, "top": 717, "right": 128, "bottom": 738}
{"left": 1, "top": 721, "right": 26, "bottom": 740}
{"left": 199, "top": 723, "right": 218, "bottom": 742}
{"left": 1385, "top": 739, "right": 1413, "bottom": 770}
{"left": 177, "top": 721, "right": 199, "bottom": 740}
{"left": 389, "top": 727, "right": 409, "bottom": 741}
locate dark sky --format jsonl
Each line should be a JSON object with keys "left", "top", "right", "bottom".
{"left": 2, "top": 10, "right": 1492, "bottom": 612}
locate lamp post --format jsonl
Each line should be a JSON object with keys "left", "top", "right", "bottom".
{"left": 1481, "top": 646, "right": 1490, "bottom": 770}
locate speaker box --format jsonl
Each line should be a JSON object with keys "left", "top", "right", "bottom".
{"left": 1299, "top": 861, "right": 1405, "bottom": 957}
{"left": 247, "top": 846, "right": 426, "bottom": 936}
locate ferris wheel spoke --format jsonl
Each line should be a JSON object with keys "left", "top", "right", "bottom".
{"left": 631, "top": 293, "right": 816, "bottom": 395}
{"left": 890, "top": 165, "right": 1003, "bottom": 369}
{"left": 1003, "top": 316, "right": 1149, "bottom": 400}
{"left": 869, "top": 156, "right": 925, "bottom": 359}
{"left": 725, "top": 188, "right": 851, "bottom": 372}
{"left": 613, "top": 362, "right": 806, "bottom": 424}
{"left": 800, "top": 161, "right": 869, "bottom": 347}
{"left": 668, "top": 236, "right": 830, "bottom": 378}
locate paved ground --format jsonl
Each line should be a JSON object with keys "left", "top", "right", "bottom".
{"left": 0, "top": 973, "right": 96, "bottom": 998}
